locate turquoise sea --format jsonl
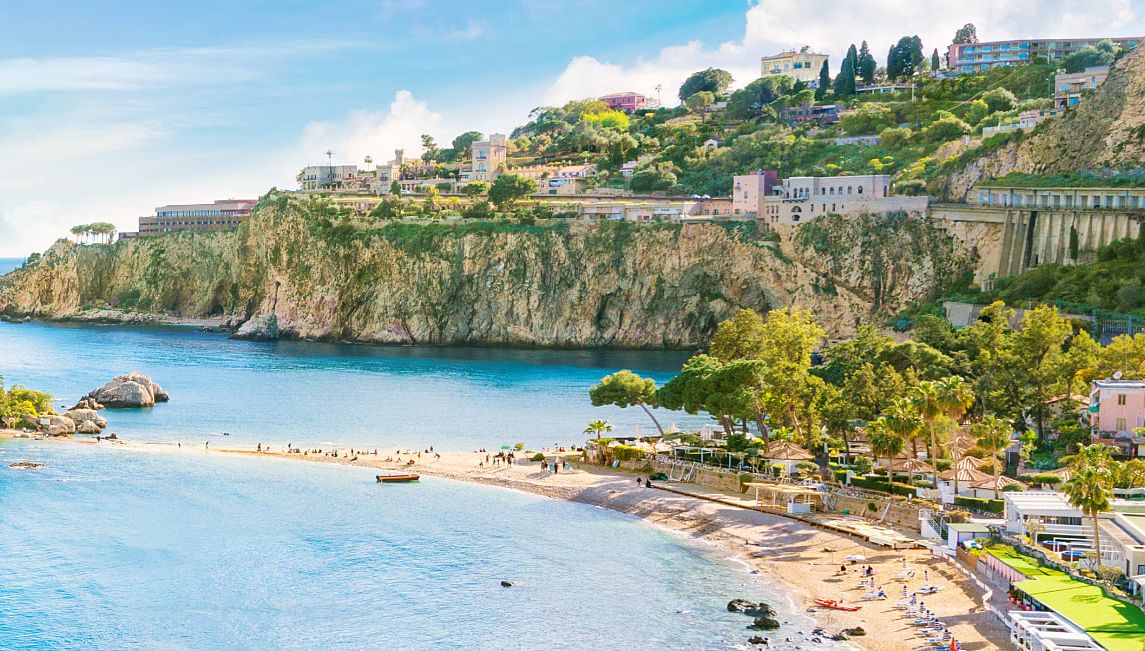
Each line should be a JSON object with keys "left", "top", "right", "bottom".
{"left": 0, "top": 321, "right": 830, "bottom": 649}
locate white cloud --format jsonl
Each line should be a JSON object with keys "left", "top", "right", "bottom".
{"left": 299, "top": 90, "right": 444, "bottom": 165}
{"left": 445, "top": 20, "right": 486, "bottom": 40}
{"left": 544, "top": 0, "right": 1144, "bottom": 106}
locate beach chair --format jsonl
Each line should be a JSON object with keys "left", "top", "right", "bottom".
{"left": 916, "top": 584, "right": 943, "bottom": 594}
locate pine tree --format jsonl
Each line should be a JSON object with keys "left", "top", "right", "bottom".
{"left": 887, "top": 44, "right": 899, "bottom": 80}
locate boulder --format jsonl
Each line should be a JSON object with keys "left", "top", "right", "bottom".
{"left": 843, "top": 627, "right": 865, "bottom": 637}
{"left": 747, "top": 635, "right": 768, "bottom": 645}
{"left": 65, "top": 408, "right": 107, "bottom": 430}
{"left": 87, "top": 372, "right": 168, "bottom": 408}
{"left": 750, "top": 616, "right": 780, "bottom": 631}
{"left": 9, "top": 461, "right": 43, "bottom": 469}
{"left": 231, "top": 313, "right": 280, "bottom": 341}
{"left": 42, "top": 414, "right": 76, "bottom": 437}
{"left": 728, "top": 599, "right": 776, "bottom": 618}
{"left": 74, "top": 397, "right": 105, "bottom": 411}
{"left": 75, "top": 420, "right": 102, "bottom": 434}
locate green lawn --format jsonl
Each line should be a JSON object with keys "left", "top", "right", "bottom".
{"left": 987, "top": 545, "right": 1145, "bottom": 651}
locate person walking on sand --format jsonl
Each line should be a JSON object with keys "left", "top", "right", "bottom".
{"left": 205, "top": 441, "right": 209, "bottom": 450}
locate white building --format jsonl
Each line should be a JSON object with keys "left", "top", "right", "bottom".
{"left": 1008, "top": 611, "right": 1103, "bottom": 651}
{"left": 298, "top": 165, "right": 359, "bottom": 191}
{"left": 731, "top": 170, "right": 777, "bottom": 217}
{"left": 468, "top": 133, "right": 508, "bottom": 182}
{"left": 759, "top": 174, "right": 929, "bottom": 224}
{"left": 1004, "top": 491, "right": 1086, "bottom": 544}
{"left": 760, "top": 49, "right": 828, "bottom": 88}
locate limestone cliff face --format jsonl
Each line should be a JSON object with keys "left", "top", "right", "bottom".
{"left": 936, "top": 47, "right": 1145, "bottom": 201}
{"left": 0, "top": 197, "right": 970, "bottom": 347}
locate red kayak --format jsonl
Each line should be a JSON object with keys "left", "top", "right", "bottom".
{"left": 814, "top": 598, "right": 862, "bottom": 611}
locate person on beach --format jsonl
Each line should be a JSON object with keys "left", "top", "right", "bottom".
{"left": 257, "top": 443, "right": 262, "bottom": 452}
{"left": 205, "top": 441, "right": 209, "bottom": 450}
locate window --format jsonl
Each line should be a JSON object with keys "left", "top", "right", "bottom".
{"left": 1117, "top": 418, "right": 1127, "bottom": 431}
{"left": 1118, "top": 394, "right": 1127, "bottom": 406}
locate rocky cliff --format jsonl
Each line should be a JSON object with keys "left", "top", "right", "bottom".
{"left": 0, "top": 195, "right": 972, "bottom": 347}
{"left": 935, "top": 47, "right": 1145, "bottom": 200}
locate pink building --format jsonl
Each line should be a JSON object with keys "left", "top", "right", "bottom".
{"left": 731, "top": 170, "right": 778, "bottom": 217}
{"left": 599, "top": 92, "right": 659, "bottom": 114}
{"left": 1088, "top": 379, "right": 1145, "bottom": 457}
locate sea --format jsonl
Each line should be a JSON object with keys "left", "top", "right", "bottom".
{"left": 0, "top": 319, "right": 836, "bottom": 649}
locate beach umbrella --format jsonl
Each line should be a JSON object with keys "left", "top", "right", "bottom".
{"left": 845, "top": 554, "right": 866, "bottom": 562}
{"left": 500, "top": 445, "right": 512, "bottom": 450}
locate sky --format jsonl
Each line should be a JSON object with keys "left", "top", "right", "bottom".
{"left": 1, "top": 0, "right": 1144, "bottom": 256}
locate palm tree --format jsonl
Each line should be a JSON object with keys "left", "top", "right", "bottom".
{"left": 1062, "top": 444, "right": 1114, "bottom": 571}
{"left": 868, "top": 417, "right": 904, "bottom": 483}
{"left": 972, "top": 414, "right": 1011, "bottom": 499}
{"left": 584, "top": 419, "right": 613, "bottom": 441}
{"left": 913, "top": 380, "right": 942, "bottom": 486}
{"left": 936, "top": 376, "right": 975, "bottom": 490}
{"left": 882, "top": 398, "right": 922, "bottom": 481}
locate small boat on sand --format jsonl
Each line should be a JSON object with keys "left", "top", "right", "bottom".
{"left": 813, "top": 598, "right": 861, "bottom": 611}
{"left": 376, "top": 474, "right": 419, "bottom": 483}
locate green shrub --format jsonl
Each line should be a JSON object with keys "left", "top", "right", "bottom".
{"left": 850, "top": 475, "right": 917, "bottom": 496}
{"left": 531, "top": 453, "right": 546, "bottom": 462}
{"left": 613, "top": 444, "right": 646, "bottom": 462}
{"left": 1019, "top": 473, "right": 1063, "bottom": 486}
{"left": 795, "top": 461, "right": 820, "bottom": 474}
{"left": 514, "top": 442, "right": 525, "bottom": 451}
{"left": 954, "top": 496, "right": 1005, "bottom": 513}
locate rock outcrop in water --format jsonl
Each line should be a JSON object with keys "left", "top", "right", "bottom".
{"left": 232, "top": 313, "right": 280, "bottom": 341}
{"left": 87, "top": 372, "right": 169, "bottom": 408}
{"left": 0, "top": 194, "right": 974, "bottom": 346}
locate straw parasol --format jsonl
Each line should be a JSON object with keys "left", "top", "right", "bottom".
{"left": 937, "top": 466, "right": 992, "bottom": 483}
{"left": 955, "top": 455, "right": 987, "bottom": 471}
{"left": 969, "top": 475, "right": 1027, "bottom": 491}
{"left": 887, "top": 458, "right": 935, "bottom": 474}
{"left": 1046, "top": 466, "right": 1073, "bottom": 482}
{"left": 759, "top": 440, "right": 815, "bottom": 461}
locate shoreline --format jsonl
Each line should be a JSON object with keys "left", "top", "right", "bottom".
{"left": 8, "top": 435, "right": 1009, "bottom": 650}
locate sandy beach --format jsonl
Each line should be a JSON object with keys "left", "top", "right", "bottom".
{"left": 184, "top": 444, "right": 1006, "bottom": 650}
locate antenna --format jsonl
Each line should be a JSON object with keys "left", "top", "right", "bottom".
{"left": 324, "top": 149, "right": 335, "bottom": 166}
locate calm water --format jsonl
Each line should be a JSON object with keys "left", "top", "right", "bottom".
{"left": 0, "top": 258, "right": 21, "bottom": 275}
{"left": 0, "top": 440, "right": 826, "bottom": 650}
{"left": 0, "top": 321, "right": 705, "bottom": 449}
{"left": 0, "top": 322, "right": 833, "bottom": 649}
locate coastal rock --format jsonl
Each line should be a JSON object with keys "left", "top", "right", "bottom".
{"left": 843, "top": 627, "right": 865, "bottom": 637}
{"left": 88, "top": 372, "right": 168, "bottom": 408}
{"left": 9, "top": 461, "right": 43, "bottom": 469}
{"left": 75, "top": 420, "right": 102, "bottom": 434}
{"left": 74, "top": 397, "right": 105, "bottom": 411}
{"left": 65, "top": 408, "right": 107, "bottom": 430}
{"left": 747, "top": 635, "right": 768, "bottom": 645}
{"left": 231, "top": 313, "right": 280, "bottom": 341}
{"left": 728, "top": 599, "right": 776, "bottom": 618}
{"left": 42, "top": 414, "right": 76, "bottom": 437}
{"left": 749, "top": 616, "right": 780, "bottom": 631}
{"left": 500, "top": 580, "right": 513, "bottom": 587}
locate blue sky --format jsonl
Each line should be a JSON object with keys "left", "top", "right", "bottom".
{"left": 2, "top": 0, "right": 1145, "bottom": 256}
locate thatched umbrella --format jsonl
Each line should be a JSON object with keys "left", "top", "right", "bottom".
{"left": 970, "top": 474, "right": 1027, "bottom": 499}
{"left": 759, "top": 440, "right": 815, "bottom": 475}
{"left": 887, "top": 458, "right": 936, "bottom": 482}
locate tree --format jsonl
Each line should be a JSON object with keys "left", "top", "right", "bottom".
{"left": 936, "top": 375, "right": 975, "bottom": 490}
{"left": 659, "top": 355, "right": 735, "bottom": 434}
{"left": 70, "top": 224, "right": 90, "bottom": 244}
{"left": 628, "top": 168, "right": 676, "bottom": 193}
{"left": 931, "top": 48, "right": 941, "bottom": 71}
{"left": 420, "top": 134, "right": 441, "bottom": 162}
{"left": 728, "top": 76, "right": 795, "bottom": 120}
{"left": 590, "top": 370, "right": 664, "bottom": 435}
{"left": 920, "top": 114, "right": 971, "bottom": 143}
{"left": 584, "top": 419, "right": 613, "bottom": 441}
{"left": 972, "top": 415, "right": 1012, "bottom": 499}
{"left": 868, "top": 418, "right": 905, "bottom": 475}
{"left": 887, "top": 44, "right": 899, "bottom": 80}
{"left": 678, "top": 68, "right": 733, "bottom": 100}
{"left": 582, "top": 109, "right": 630, "bottom": 131}
{"left": 965, "top": 99, "right": 990, "bottom": 125}
{"left": 882, "top": 397, "right": 923, "bottom": 465}
{"left": 1061, "top": 45, "right": 1116, "bottom": 73}
{"left": 710, "top": 308, "right": 767, "bottom": 361}
{"left": 487, "top": 174, "right": 536, "bottom": 209}
{"left": 461, "top": 182, "right": 489, "bottom": 197}
{"left": 684, "top": 91, "right": 715, "bottom": 123}
{"left": 1069, "top": 226, "right": 1080, "bottom": 260}
{"left": 1011, "top": 306, "right": 1072, "bottom": 441}
{"left": 914, "top": 380, "right": 942, "bottom": 484}
{"left": 449, "top": 131, "right": 485, "bottom": 161}
{"left": 817, "top": 59, "right": 831, "bottom": 98}
{"left": 858, "top": 41, "right": 877, "bottom": 85}
{"left": 390, "top": 181, "right": 402, "bottom": 197}
{"left": 981, "top": 88, "right": 1018, "bottom": 113}
{"left": 953, "top": 23, "right": 978, "bottom": 45}
{"left": 834, "top": 44, "right": 859, "bottom": 97}
{"left": 1063, "top": 444, "right": 1114, "bottom": 571}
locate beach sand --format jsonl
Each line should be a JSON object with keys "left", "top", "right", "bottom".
{"left": 198, "top": 445, "right": 1009, "bottom": 650}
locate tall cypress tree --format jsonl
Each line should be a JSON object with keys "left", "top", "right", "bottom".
{"left": 887, "top": 44, "right": 899, "bottom": 80}
{"left": 858, "top": 41, "right": 877, "bottom": 85}
{"left": 931, "top": 48, "right": 941, "bottom": 71}
{"left": 817, "top": 58, "right": 831, "bottom": 98}
{"left": 910, "top": 36, "right": 925, "bottom": 72}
